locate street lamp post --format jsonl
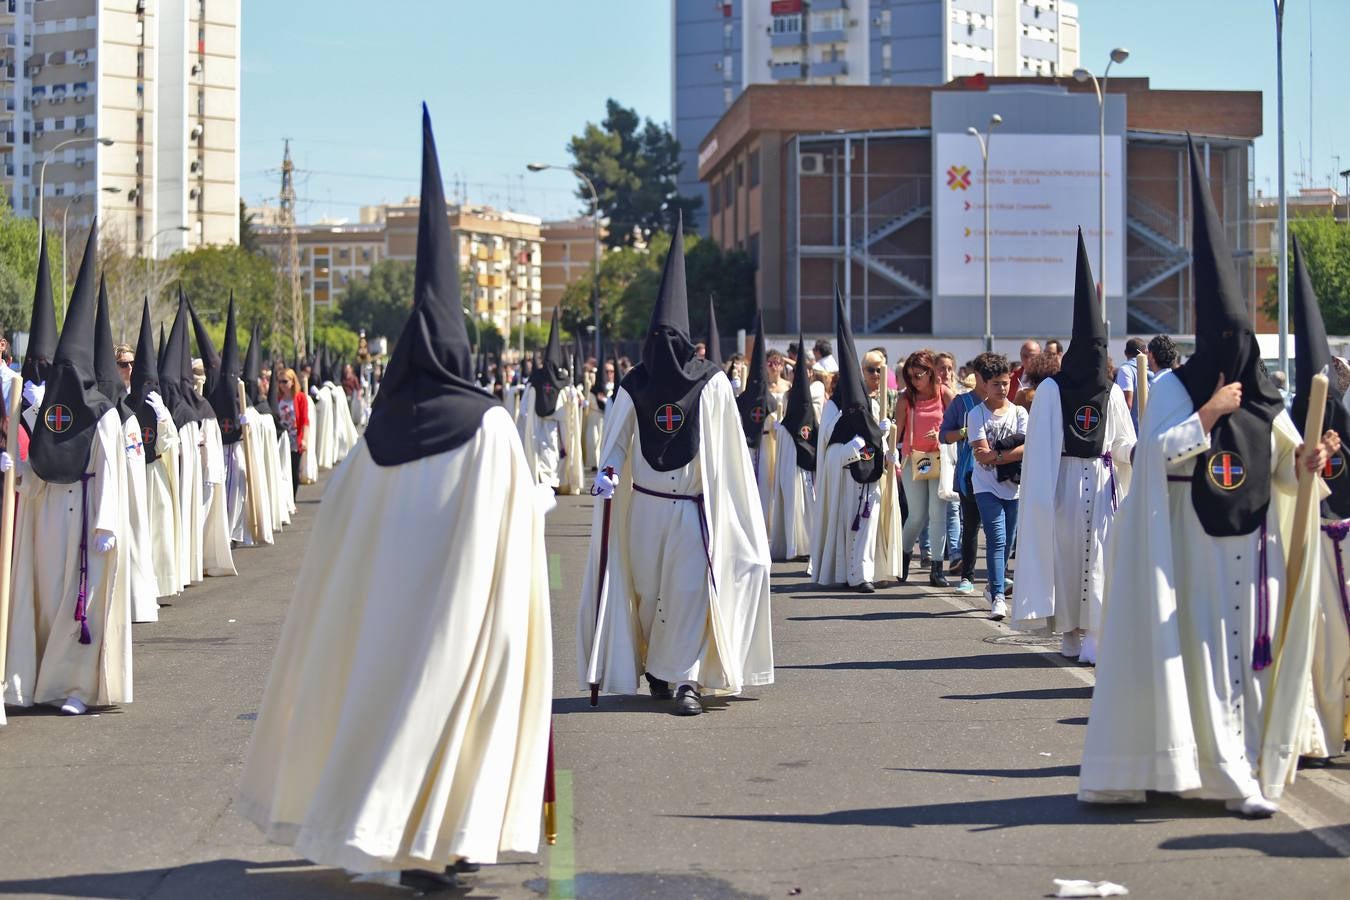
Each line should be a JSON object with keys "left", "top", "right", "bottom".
{"left": 527, "top": 163, "right": 601, "bottom": 363}
{"left": 1074, "top": 48, "right": 1129, "bottom": 339}
{"left": 967, "top": 114, "right": 1002, "bottom": 352}
{"left": 35, "top": 136, "right": 114, "bottom": 248}
{"left": 1274, "top": 0, "right": 1289, "bottom": 381}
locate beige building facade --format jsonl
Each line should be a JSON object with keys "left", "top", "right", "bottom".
{"left": 1, "top": 0, "right": 239, "bottom": 255}
{"left": 539, "top": 216, "right": 600, "bottom": 315}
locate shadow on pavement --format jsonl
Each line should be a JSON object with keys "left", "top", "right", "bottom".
{"left": 1158, "top": 828, "right": 1350, "bottom": 858}
{"left": 523, "top": 871, "right": 762, "bottom": 899}
{"left": 779, "top": 652, "right": 1063, "bottom": 673}
{"left": 677, "top": 792, "right": 1233, "bottom": 832}
{"left": 1058, "top": 716, "right": 1090, "bottom": 725}
{"left": 786, "top": 609, "right": 971, "bottom": 623}
{"left": 887, "top": 765, "right": 1080, "bottom": 779}
{"left": 942, "top": 686, "right": 1093, "bottom": 701}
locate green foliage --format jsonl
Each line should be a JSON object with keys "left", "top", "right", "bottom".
{"left": 172, "top": 243, "right": 280, "bottom": 333}
{"left": 567, "top": 99, "right": 702, "bottom": 247}
{"left": 508, "top": 321, "right": 553, "bottom": 354}
{"left": 239, "top": 201, "right": 262, "bottom": 255}
{"left": 1264, "top": 217, "right": 1350, "bottom": 332}
{"left": 313, "top": 308, "right": 359, "bottom": 361}
{"left": 336, "top": 259, "right": 415, "bottom": 340}
{"left": 558, "top": 231, "right": 756, "bottom": 342}
{"left": 0, "top": 198, "right": 66, "bottom": 337}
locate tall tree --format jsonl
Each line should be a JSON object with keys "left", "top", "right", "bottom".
{"left": 1264, "top": 216, "right": 1350, "bottom": 331}
{"left": 174, "top": 244, "right": 280, "bottom": 334}
{"left": 337, "top": 258, "right": 416, "bottom": 340}
{"left": 239, "top": 200, "right": 262, "bottom": 255}
{"left": 0, "top": 197, "right": 65, "bottom": 337}
{"left": 568, "top": 99, "right": 702, "bottom": 247}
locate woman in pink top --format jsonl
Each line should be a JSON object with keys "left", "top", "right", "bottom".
{"left": 894, "top": 349, "right": 956, "bottom": 586}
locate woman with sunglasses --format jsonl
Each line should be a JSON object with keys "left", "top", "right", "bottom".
{"left": 894, "top": 349, "right": 956, "bottom": 586}
{"left": 274, "top": 367, "right": 308, "bottom": 500}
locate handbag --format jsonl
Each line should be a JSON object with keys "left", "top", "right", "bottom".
{"left": 993, "top": 434, "right": 1025, "bottom": 485}
{"left": 907, "top": 402, "right": 940, "bottom": 481}
{"left": 937, "top": 441, "right": 959, "bottom": 501}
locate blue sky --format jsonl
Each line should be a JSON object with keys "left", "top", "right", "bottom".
{"left": 240, "top": 1, "right": 1346, "bottom": 223}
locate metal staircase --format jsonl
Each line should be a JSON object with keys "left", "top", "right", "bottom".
{"left": 1126, "top": 195, "right": 1191, "bottom": 301}
{"left": 849, "top": 178, "right": 932, "bottom": 330}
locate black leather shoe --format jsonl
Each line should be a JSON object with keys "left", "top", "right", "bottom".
{"left": 400, "top": 869, "right": 459, "bottom": 892}
{"left": 645, "top": 673, "right": 673, "bottom": 700}
{"left": 854, "top": 581, "right": 876, "bottom": 594}
{"left": 673, "top": 684, "right": 703, "bottom": 716}
{"left": 900, "top": 553, "right": 913, "bottom": 583}
{"left": 928, "top": 562, "right": 950, "bottom": 588}
{"left": 450, "top": 859, "right": 481, "bottom": 874}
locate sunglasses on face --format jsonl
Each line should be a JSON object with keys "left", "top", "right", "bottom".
{"left": 910, "top": 367, "right": 931, "bottom": 377}
{"left": 280, "top": 379, "right": 292, "bottom": 385}
{"left": 117, "top": 360, "right": 134, "bottom": 369}
{"left": 865, "top": 366, "right": 884, "bottom": 375}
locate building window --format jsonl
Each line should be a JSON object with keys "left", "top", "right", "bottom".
{"left": 723, "top": 176, "right": 733, "bottom": 207}
{"left": 879, "top": 9, "right": 891, "bottom": 36}
{"left": 772, "top": 14, "right": 801, "bottom": 35}
{"left": 882, "top": 41, "right": 892, "bottom": 68}
{"left": 735, "top": 161, "right": 743, "bottom": 189}
{"left": 811, "top": 10, "right": 844, "bottom": 32}
{"left": 748, "top": 150, "right": 760, "bottom": 188}
{"left": 710, "top": 178, "right": 721, "bottom": 215}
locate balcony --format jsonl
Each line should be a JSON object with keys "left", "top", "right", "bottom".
{"left": 813, "top": 58, "right": 848, "bottom": 77}
{"left": 811, "top": 0, "right": 847, "bottom": 9}
{"left": 810, "top": 28, "right": 847, "bottom": 44}
{"left": 770, "top": 61, "right": 805, "bottom": 81}
{"left": 770, "top": 30, "right": 803, "bottom": 48}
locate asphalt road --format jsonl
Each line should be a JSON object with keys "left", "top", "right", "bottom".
{"left": 1, "top": 482, "right": 1347, "bottom": 900}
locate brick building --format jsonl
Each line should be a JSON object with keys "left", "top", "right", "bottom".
{"left": 697, "top": 77, "right": 1262, "bottom": 338}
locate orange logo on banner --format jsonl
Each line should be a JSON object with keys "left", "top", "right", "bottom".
{"left": 947, "top": 165, "right": 972, "bottom": 190}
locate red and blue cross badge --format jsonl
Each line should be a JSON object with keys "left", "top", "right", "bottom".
{"left": 654, "top": 403, "right": 684, "bottom": 434}
{"left": 1206, "top": 451, "right": 1246, "bottom": 490}
{"left": 1073, "top": 404, "right": 1101, "bottom": 436}
{"left": 44, "top": 403, "right": 73, "bottom": 433}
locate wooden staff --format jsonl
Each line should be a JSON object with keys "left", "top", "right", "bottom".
{"left": 236, "top": 380, "right": 264, "bottom": 544}
{"left": 1276, "top": 371, "right": 1328, "bottom": 653}
{"left": 542, "top": 725, "right": 558, "bottom": 845}
{"left": 878, "top": 368, "right": 896, "bottom": 522}
{"left": 0, "top": 382, "right": 21, "bottom": 681}
{"left": 1134, "top": 353, "right": 1149, "bottom": 422}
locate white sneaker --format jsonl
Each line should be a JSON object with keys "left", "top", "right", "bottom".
{"left": 1225, "top": 795, "right": 1279, "bottom": 818}
{"left": 990, "top": 596, "right": 1008, "bottom": 621}
{"left": 59, "top": 696, "right": 87, "bottom": 716}
{"left": 957, "top": 577, "right": 974, "bottom": 594}
{"left": 1060, "top": 631, "right": 1083, "bottom": 658}
{"left": 1079, "top": 633, "right": 1099, "bottom": 666}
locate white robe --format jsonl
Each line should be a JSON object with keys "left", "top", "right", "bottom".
{"left": 145, "top": 417, "right": 182, "bottom": 599}
{"left": 177, "top": 420, "right": 205, "bottom": 585}
{"left": 809, "top": 398, "right": 902, "bottom": 587}
{"left": 331, "top": 384, "right": 360, "bottom": 461}
{"left": 557, "top": 386, "right": 585, "bottom": 496}
{"left": 578, "top": 375, "right": 773, "bottom": 696}
{"left": 5, "top": 409, "right": 130, "bottom": 707}
{"left": 276, "top": 428, "right": 296, "bottom": 523}
{"left": 120, "top": 416, "right": 160, "bottom": 624}
{"left": 1013, "top": 380, "right": 1136, "bottom": 639}
{"left": 769, "top": 422, "right": 814, "bottom": 561}
{"left": 299, "top": 409, "right": 318, "bottom": 485}
{"left": 1308, "top": 521, "right": 1350, "bottom": 758}
{"left": 1080, "top": 371, "right": 1322, "bottom": 804}
{"left": 582, "top": 390, "right": 609, "bottom": 470}
{"left": 750, "top": 388, "right": 785, "bottom": 527}
{"left": 520, "top": 386, "right": 569, "bottom": 490}
{"left": 200, "top": 418, "right": 237, "bottom": 578}
{"left": 230, "top": 419, "right": 276, "bottom": 547}
{"left": 313, "top": 388, "right": 335, "bottom": 469}
{"left": 236, "top": 406, "right": 552, "bottom": 872}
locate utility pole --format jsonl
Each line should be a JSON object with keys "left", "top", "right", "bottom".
{"left": 278, "top": 139, "right": 305, "bottom": 358}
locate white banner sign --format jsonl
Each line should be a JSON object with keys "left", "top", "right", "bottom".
{"left": 933, "top": 133, "right": 1125, "bottom": 298}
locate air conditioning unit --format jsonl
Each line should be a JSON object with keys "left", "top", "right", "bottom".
{"left": 73, "top": 93, "right": 85, "bottom": 102}
{"left": 78, "top": 60, "right": 88, "bottom": 69}
{"left": 799, "top": 152, "right": 824, "bottom": 175}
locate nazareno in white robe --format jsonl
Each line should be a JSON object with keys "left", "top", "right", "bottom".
{"left": 1012, "top": 380, "right": 1135, "bottom": 641}
{"left": 236, "top": 406, "right": 553, "bottom": 872}
{"left": 557, "top": 385, "right": 585, "bottom": 496}
{"left": 1307, "top": 516, "right": 1350, "bottom": 759}
{"left": 177, "top": 419, "right": 205, "bottom": 585}
{"left": 750, "top": 387, "right": 784, "bottom": 528}
{"left": 312, "top": 386, "right": 335, "bottom": 470}
{"left": 582, "top": 389, "right": 608, "bottom": 470}
{"left": 520, "top": 385, "right": 569, "bottom": 490}
{"left": 275, "top": 426, "right": 296, "bottom": 523}
{"left": 809, "top": 398, "right": 902, "bottom": 587}
{"left": 1080, "top": 370, "right": 1323, "bottom": 805}
{"left": 5, "top": 408, "right": 131, "bottom": 707}
{"left": 330, "top": 384, "right": 359, "bottom": 461}
{"left": 145, "top": 415, "right": 182, "bottom": 598}
{"left": 230, "top": 416, "right": 276, "bottom": 547}
{"left": 769, "top": 420, "right": 814, "bottom": 562}
{"left": 119, "top": 415, "right": 160, "bottom": 624}
{"left": 299, "top": 410, "right": 318, "bottom": 485}
{"left": 199, "top": 418, "right": 237, "bottom": 577}
{"left": 578, "top": 373, "right": 774, "bottom": 696}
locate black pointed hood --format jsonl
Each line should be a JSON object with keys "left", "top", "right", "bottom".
{"left": 208, "top": 293, "right": 243, "bottom": 443}
{"left": 781, "top": 328, "right": 818, "bottom": 471}
{"left": 573, "top": 333, "right": 587, "bottom": 388}
{"left": 474, "top": 350, "right": 488, "bottom": 387}
{"left": 736, "top": 308, "right": 771, "bottom": 450}
{"left": 157, "top": 321, "right": 166, "bottom": 372}
{"left": 364, "top": 105, "right": 498, "bottom": 467}
{"left": 185, "top": 291, "right": 218, "bottom": 420}
{"left": 1176, "top": 134, "right": 1284, "bottom": 537}
{"left": 129, "top": 297, "right": 163, "bottom": 464}
{"left": 706, "top": 297, "right": 723, "bottom": 367}
{"left": 1054, "top": 229, "right": 1113, "bottom": 458}
{"left": 22, "top": 232, "right": 58, "bottom": 388}
{"left": 826, "top": 286, "right": 883, "bottom": 483}
{"left": 30, "top": 220, "right": 113, "bottom": 484}
{"left": 1291, "top": 234, "right": 1350, "bottom": 518}
{"left": 161, "top": 294, "right": 200, "bottom": 428}
{"left": 531, "top": 306, "right": 567, "bottom": 417}
{"left": 267, "top": 356, "right": 282, "bottom": 414}
{"left": 94, "top": 275, "right": 133, "bottom": 421}
{"left": 619, "top": 214, "right": 721, "bottom": 471}
{"left": 244, "top": 322, "right": 266, "bottom": 412}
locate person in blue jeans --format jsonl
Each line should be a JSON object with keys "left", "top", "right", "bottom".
{"left": 966, "top": 353, "right": 1027, "bottom": 620}
{"left": 940, "top": 357, "right": 988, "bottom": 593}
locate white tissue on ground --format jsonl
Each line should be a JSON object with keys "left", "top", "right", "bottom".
{"left": 1053, "top": 879, "right": 1128, "bottom": 898}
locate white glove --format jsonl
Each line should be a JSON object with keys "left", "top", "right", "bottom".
{"left": 237, "top": 409, "right": 251, "bottom": 428}
{"left": 886, "top": 449, "right": 899, "bottom": 467}
{"left": 146, "top": 391, "right": 171, "bottom": 423}
{"left": 731, "top": 377, "right": 742, "bottom": 392}
{"left": 879, "top": 418, "right": 892, "bottom": 435}
{"left": 849, "top": 435, "right": 867, "bottom": 453}
{"left": 592, "top": 471, "right": 617, "bottom": 500}
{"left": 93, "top": 531, "right": 116, "bottom": 554}
{"left": 0, "top": 451, "right": 11, "bottom": 473}
{"left": 309, "top": 385, "right": 319, "bottom": 399}
{"left": 22, "top": 380, "right": 43, "bottom": 408}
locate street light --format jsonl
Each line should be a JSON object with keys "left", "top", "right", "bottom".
{"left": 967, "top": 113, "right": 1002, "bottom": 351}
{"left": 526, "top": 162, "right": 602, "bottom": 363}
{"left": 1273, "top": 0, "right": 1289, "bottom": 380}
{"left": 1074, "top": 47, "right": 1128, "bottom": 338}
{"left": 35, "top": 136, "right": 114, "bottom": 246}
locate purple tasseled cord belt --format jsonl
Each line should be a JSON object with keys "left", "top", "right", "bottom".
{"left": 632, "top": 483, "right": 717, "bottom": 592}
{"left": 74, "top": 473, "right": 93, "bottom": 645}
{"left": 851, "top": 483, "right": 872, "bottom": 532}
{"left": 557, "top": 421, "right": 566, "bottom": 460}
{"left": 1102, "top": 451, "right": 1118, "bottom": 512}
{"left": 1321, "top": 520, "right": 1350, "bottom": 636}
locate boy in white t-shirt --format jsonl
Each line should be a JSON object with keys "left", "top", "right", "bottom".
{"left": 967, "top": 353, "right": 1028, "bottom": 620}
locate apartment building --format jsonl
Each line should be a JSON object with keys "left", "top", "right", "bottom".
{"left": 539, "top": 216, "right": 602, "bottom": 315}
{"left": 256, "top": 200, "right": 544, "bottom": 337}
{"left": 1, "top": 0, "right": 239, "bottom": 255}
{"left": 674, "top": 0, "right": 1080, "bottom": 228}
